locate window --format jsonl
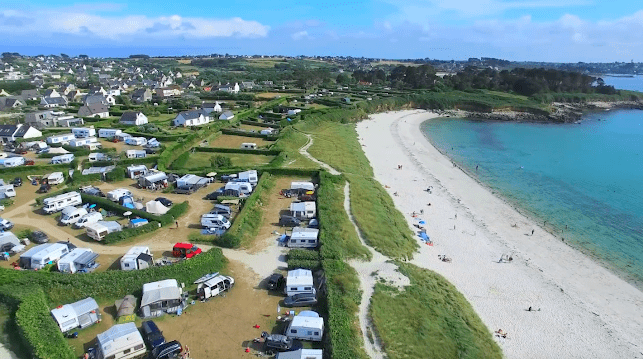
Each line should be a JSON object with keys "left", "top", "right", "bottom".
{"left": 290, "top": 329, "right": 297, "bottom": 334}
{"left": 123, "top": 349, "right": 131, "bottom": 354}
{"left": 304, "top": 287, "right": 311, "bottom": 291}
{"left": 314, "top": 331, "right": 320, "bottom": 335}
{"left": 308, "top": 240, "right": 316, "bottom": 243}
{"left": 307, "top": 331, "right": 313, "bottom": 335}
{"left": 134, "top": 344, "right": 144, "bottom": 350}
{"left": 106, "top": 356, "right": 115, "bottom": 359}
{"left": 291, "top": 287, "right": 297, "bottom": 291}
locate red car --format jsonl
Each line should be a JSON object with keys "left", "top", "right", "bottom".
{"left": 24, "top": 160, "right": 35, "bottom": 166}
{"left": 172, "top": 243, "right": 202, "bottom": 259}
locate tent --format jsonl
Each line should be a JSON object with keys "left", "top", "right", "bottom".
{"left": 115, "top": 295, "right": 137, "bottom": 319}
{"left": 48, "top": 147, "right": 70, "bottom": 154}
{"left": 145, "top": 200, "right": 169, "bottom": 215}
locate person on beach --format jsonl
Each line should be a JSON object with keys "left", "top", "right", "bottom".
{"left": 476, "top": 165, "right": 479, "bottom": 171}
{"left": 176, "top": 221, "right": 179, "bottom": 228}
{"left": 531, "top": 229, "right": 535, "bottom": 235}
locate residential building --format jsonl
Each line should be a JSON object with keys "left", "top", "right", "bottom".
{"left": 173, "top": 110, "right": 210, "bottom": 127}
{"left": 119, "top": 112, "right": 148, "bottom": 126}
{"left": 0, "top": 124, "right": 42, "bottom": 143}
{"left": 78, "top": 104, "right": 109, "bottom": 118}
{"left": 40, "top": 96, "right": 68, "bottom": 108}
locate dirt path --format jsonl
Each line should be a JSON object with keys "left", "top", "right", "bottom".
{"left": 298, "top": 132, "right": 408, "bottom": 359}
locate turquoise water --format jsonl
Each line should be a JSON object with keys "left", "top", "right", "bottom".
{"left": 421, "top": 111, "right": 643, "bottom": 288}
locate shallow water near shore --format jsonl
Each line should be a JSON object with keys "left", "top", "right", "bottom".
{"left": 421, "top": 110, "right": 643, "bottom": 289}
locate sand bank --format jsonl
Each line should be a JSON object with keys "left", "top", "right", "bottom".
{"left": 357, "top": 110, "right": 643, "bottom": 359}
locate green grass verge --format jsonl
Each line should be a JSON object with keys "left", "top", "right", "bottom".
{"left": 370, "top": 262, "right": 502, "bottom": 359}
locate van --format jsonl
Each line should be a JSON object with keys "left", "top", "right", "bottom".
{"left": 201, "top": 214, "right": 231, "bottom": 229}
{"left": 141, "top": 320, "right": 165, "bottom": 349}
{"left": 74, "top": 212, "right": 103, "bottom": 229}
{"left": 240, "top": 142, "right": 257, "bottom": 150}
{"left": 60, "top": 206, "right": 88, "bottom": 226}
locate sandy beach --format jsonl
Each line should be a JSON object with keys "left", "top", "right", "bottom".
{"left": 357, "top": 110, "right": 643, "bottom": 359}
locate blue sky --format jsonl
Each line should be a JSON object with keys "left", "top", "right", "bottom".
{"left": 1, "top": 0, "right": 643, "bottom": 61}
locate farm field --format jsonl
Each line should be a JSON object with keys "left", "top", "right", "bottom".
{"left": 184, "top": 152, "right": 276, "bottom": 169}
{"left": 209, "top": 134, "right": 274, "bottom": 149}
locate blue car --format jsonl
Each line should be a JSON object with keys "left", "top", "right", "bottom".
{"left": 141, "top": 320, "right": 165, "bottom": 349}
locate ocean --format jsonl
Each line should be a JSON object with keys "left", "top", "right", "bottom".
{"left": 421, "top": 104, "right": 643, "bottom": 288}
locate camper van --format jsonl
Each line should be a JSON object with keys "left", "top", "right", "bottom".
{"left": 238, "top": 170, "right": 258, "bottom": 185}
{"left": 50, "top": 154, "right": 75, "bottom": 164}
{"left": 240, "top": 142, "right": 257, "bottom": 150}
{"left": 287, "top": 227, "right": 319, "bottom": 248}
{"left": 0, "top": 185, "right": 16, "bottom": 199}
{"left": 50, "top": 297, "right": 101, "bottom": 332}
{"left": 19, "top": 243, "right": 70, "bottom": 270}
{"left": 107, "top": 188, "right": 132, "bottom": 202}
{"left": 285, "top": 269, "right": 316, "bottom": 297}
{"left": 59, "top": 206, "right": 88, "bottom": 226}
{"left": 194, "top": 272, "right": 235, "bottom": 301}
{"left": 224, "top": 182, "right": 253, "bottom": 196}
{"left": 286, "top": 312, "right": 324, "bottom": 342}
{"left": 120, "top": 246, "right": 153, "bottom": 271}
{"left": 74, "top": 212, "right": 103, "bottom": 229}
{"left": 200, "top": 214, "right": 231, "bottom": 230}
{"left": 95, "top": 322, "right": 146, "bottom": 359}
{"left": 85, "top": 221, "right": 122, "bottom": 241}
{"left": 43, "top": 192, "right": 82, "bottom": 214}
{"left": 57, "top": 248, "right": 98, "bottom": 273}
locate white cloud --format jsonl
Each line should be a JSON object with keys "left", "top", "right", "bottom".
{"left": 292, "top": 31, "right": 310, "bottom": 40}
{"left": 0, "top": 8, "right": 269, "bottom": 40}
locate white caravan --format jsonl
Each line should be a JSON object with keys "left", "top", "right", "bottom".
{"left": 200, "top": 214, "right": 231, "bottom": 229}
{"left": 285, "top": 269, "right": 316, "bottom": 297}
{"left": 95, "top": 322, "right": 146, "bottom": 359}
{"left": 43, "top": 192, "right": 82, "bottom": 214}
{"left": 120, "top": 246, "right": 153, "bottom": 271}
{"left": 74, "top": 212, "right": 103, "bottom": 229}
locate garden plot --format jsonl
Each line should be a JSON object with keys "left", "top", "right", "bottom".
{"left": 209, "top": 134, "right": 274, "bottom": 149}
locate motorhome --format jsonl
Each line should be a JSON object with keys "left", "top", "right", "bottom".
{"left": 107, "top": 188, "right": 132, "bottom": 202}
{"left": 287, "top": 227, "right": 319, "bottom": 248}
{"left": 285, "top": 269, "right": 316, "bottom": 297}
{"left": 50, "top": 154, "right": 75, "bottom": 164}
{"left": 57, "top": 248, "right": 98, "bottom": 273}
{"left": 238, "top": 170, "right": 258, "bottom": 185}
{"left": 95, "top": 322, "right": 146, "bottom": 359}
{"left": 200, "top": 214, "right": 231, "bottom": 230}
{"left": 0, "top": 157, "right": 24, "bottom": 167}
{"left": 19, "top": 243, "right": 70, "bottom": 270}
{"left": 286, "top": 311, "right": 324, "bottom": 342}
{"left": 50, "top": 297, "right": 101, "bottom": 332}
{"left": 240, "top": 142, "right": 257, "bottom": 150}
{"left": 194, "top": 272, "right": 235, "bottom": 301}
{"left": 290, "top": 182, "right": 315, "bottom": 194}
{"left": 120, "top": 246, "right": 153, "bottom": 271}
{"left": 59, "top": 206, "right": 88, "bottom": 226}
{"left": 43, "top": 191, "right": 82, "bottom": 214}
{"left": 98, "top": 128, "right": 122, "bottom": 138}
{"left": 85, "top": 221, "right": 122, "bottom": 241}
{"left": 73, "top": 211, "right": 103, "bottom": 229}
{"left": 71, "top": 127, "right": 96, "bottom": 138}
{"left": 140, "top": 279, "right": 187, "bottom": 318}
{"left": 224, "top": 182, "right": 253, "bottom": 196}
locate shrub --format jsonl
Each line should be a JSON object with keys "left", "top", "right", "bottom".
{"left": 210, "top": 155, "right": 232, "bottom": 168}
{"left": 104, "top": 166, "right": 126, "bottom": 182}
{"left": 103, "top": 221, "right": 160, "bottom": 244}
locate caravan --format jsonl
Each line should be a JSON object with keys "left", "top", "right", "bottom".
{"left": 44, "top": 172, "right": 65, "bottom": 185}
{"left": 50, "top": 297, "right": 101, "bottom": 332}
{"left": 107, "top": 188, "right": 132, "bottom": 202}
{"left": 0, "top": 157, "right": 24, "bottom": 167}
{"left": 286, "top": 311, "right": 324, "bottom": 342}
{"left": 240, "top": 142, "right": 257, "bottom": 150}
{"left": 19, "top": 243, "right": 71, "bottom": 270}
{"left": 125, "top": 137, "right": 147, "bottom": 146}
{"left": 85, "top": 221, "right": 122, "bottom": 241}
{"left": 73, "top": 212, "right": 103, "bottom": 229}
{"left": 287, "top": 227, "right": 319, "bottom": 248}
{"left": 194, "top": 272, "right": 235, "bottom": 301}
{"left": 57, "top": 248, "right": 99, "bottom": 273}
{"left": 224, "top": 182, "right": 253, "bottom": 196}
{"left": 88, "top": 152, "right": 110, "bottom": 162}
{"left": 0, "top": 185, "right": 16, "bottom": 199}
{"left": 50, "top": 154, "right": 75, "bottom": 164}
{"left": 289, "top": 202, "right": 316, "bottom": 219}
{"left": 98, "top": 128, "right": 122, "bottom": 138}
{"left": 120, "top": 246, "right": 153, "bottom": 271}
{"left": 140, "top": 279, "right": 187, "bottom": 318}
{"left": 59, "top": 206, "right": 88, "bottom": 226}
{"left": 43, "top": 191, "right": 82, "bottom": 213}
{"left": 72, "top": 127, "right": 96, "bottom": 138}
{"left": 285, "top": 269, "right": 316, "bottom": 297}
{"left": 95, "top": 323, "right": 146, "bottom": 359}
{"left": 238, "top": 170, "right": 258, "bottom": 185}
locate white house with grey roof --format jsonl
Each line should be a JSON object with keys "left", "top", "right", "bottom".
{"left": 173, "top": 110, "right": 210, "bottom": 127}
{"left": 119, "top": 112, "right": 148, "bottom": 126}
{"left": 0, "top": 124, "right": 42, "bottom": 143}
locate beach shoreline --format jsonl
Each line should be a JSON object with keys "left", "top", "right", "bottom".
{"left": 357, "top": 110, "right": 643, "bottom": 359}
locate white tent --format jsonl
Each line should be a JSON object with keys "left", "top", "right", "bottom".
{"left": 145, "top": 200, "right": 169, "bottom": 215}
{"left": 48, "top": 147, "right": 70, "bottom": 154}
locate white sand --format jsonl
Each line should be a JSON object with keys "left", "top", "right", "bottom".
{"left": 357, "top": 110, "right": 643, "bottom": 359}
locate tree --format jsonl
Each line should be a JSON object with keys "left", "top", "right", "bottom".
{"left": 210, "top": 155, "right": 232, "bottom": 168}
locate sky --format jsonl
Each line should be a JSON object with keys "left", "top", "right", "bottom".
{"left": 1, "top": 0, "right": 643, "bottom": 62}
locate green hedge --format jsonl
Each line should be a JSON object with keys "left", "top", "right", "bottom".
{"left": 0, "top": 163, "right": 72, "bottom": 176}
{"left": 169, "top": 151, "right": 190, "bottom": 170}
{"left": 193, "top": 147, "right": 281, "bottom": 156}
{"left": 288, "top": 249, "right": 321, "bottom": 261}
{"left": 104, "top": 221, "right": 160, "bottom": 244}
{"left": 104, "top": 166, "right": 126, "bottom": 182}
{"left": 220, "top": 128, "right": 279, "bottom": 140}
{"left": 287, "top": 259, "right": 322, "bottom": 270}
{"left": 240, "top": 120, "right": 281, "bottom": 128}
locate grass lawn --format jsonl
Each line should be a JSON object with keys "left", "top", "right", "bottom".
{"left": 209, "top": 134, "right": 274, "bottom": 149}
{"left": 371, "top": 263, "right": 502, "bottom": 359}
{"left": 184, "top": 152, "right": 275, "bottom": 169}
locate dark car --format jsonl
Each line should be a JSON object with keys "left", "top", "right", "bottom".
{"left": 81, "top": 186, "right": 105, "bottom": 197}
{"left": 279, "top": 215, "right": 301, "bottom": 227}
{"left": 155, "top": 197, "right": 173, "bottom": 207}
{"left": 11, "top": 177, "right": 22, "bottom": 187}
{"left": 262, "top": 331, "right": 293, "bottom": 352}
{"left": 145, "top": 147, "right": 158, "bottom": 154}
{"left": 267, "top": 273, "right": 285, "bottom": 291}
{"left": 209, "top": 204, "right": 231, "bottom": 218}
{"left": 151, "top": 340, "right": 182, "bottom": 359}
{"left": 29, "top": 231, "right": 49, "bottom": 244}
{"left": 141, "top": 320, "right": 165, "bottom": 349}
{"left": 205, "top": 189, "right": 224, "bottom": 200}
{"left": 174, "top": 186, "right": 195, "bottom": 195}
{"left": 38, "top": 184, "right": 51, "bottom": 193}
{"left": 284, "top": 293, "right": 318, "bottom": 307}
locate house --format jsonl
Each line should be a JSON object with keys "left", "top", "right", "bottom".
{"left": 219, "top": 111, "right": 235, "bottom": 121}
{"left": 217, "top": 83, "right": 240, "bottom": 94}
{"left": 155, "top": 86, "right": 182, "bottom": 98}
{"left": 173, "top": 110, "right": 209, "bottom": 127}
{"left": 290, "top": 201, "right": 317, "bottom": 219}
{"left": 95, "top": 323, "right": 146, "bottom": 359}
{"left": 83, "top": 94, "right": 113, "bottom": 106}
{"left": 285, "top": 269, "right": 315, "bottom": 296}
{"left": 46, "top": 133, "right": 75, "bottom": 145}
{"left": 40, "top": 96, "right": 68, "bottom": 108}
{"left": 201, "top": 102, "right": 222, "bottom": 114}
{"left": 240, "top": 81, "right": 255, "bottom": 90}
{"left": 71, "top": 127, "right": 96, "bottom": 138}
{"left": 130, "top": 88, "right": 152, "bottom": 103}
{"left": 57, "top": 248, "right": 99, "bottom": 274}
{"left": 126, "top": 149, "right": 146, "bottom": 159}
{"left": 276, "top": 349, "right": 323, "bottom": 359}
{"left": 78, "top": 103, "right": 109, "bottom": 118}
{"left": 20, "top": 89, "right": 40, "bottom": 101}
{"left": 50, "top": 297, "right": 101, "bottom": 332}
{"left": 286, "top": 311, "right": 324, "bottom": 342}
{"left": 43, "top": 89, "right": 61, "bottom": 98}
{"left": 55, "top": 116, "right": 84, "bottom": 128}
{"left": 0, "top": 124, "right": 42, "bottom": 143}
{"left": 119, "top": 112, "right": 148, "bottom": 126}
{"left": 0, "top": 98, "right": 24, "bottom": 111}
{"left": 140, "top": 279, "right": 187, "bottom": 318}
{"left": 98, "top": 128, "right": 122, "bottom": 138}
{"left": 126, "top": 165, "right": 148, "bottom": 179}
{"left": 25, "top": 110, "right": 57, "bottom": 128}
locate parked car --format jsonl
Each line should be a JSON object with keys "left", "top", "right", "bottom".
{"left": 145, "top": 148, "right": 158, "bottom": 154}
{"left": 15, "top": 149, "right": 27, "bottom": 155}
{"left": 151, "top": 340, "right": 182, "bottom": 359}
{"left": 208, "top": 204, "right": 231, "bottom": 219}
{"left": 267, "top": 273, "right": 285, "bottom": 291}
{"left": 80, "top": 186, "right": 105, "bottom": 197}
{"left": 279, "top": 215, "right": 301, "bottom": 227}
{"left": 155, "top": 197, "right": 173, "bottom": 207}
{"left": 0, "top": 218, "right": 13, "bottom": 231}
{"left": 38, "top": 184, "right": 51, "bottom": 193}
{"left": 205, "top": 189, "right": 224, "bottom": 200}
{"left": 308, "top": 218, "right": 319, "bottom": 229}
{"left": 284, "top": 292, "right": 318, "bottom": 307}
{"left": 29, "top": 231, "right": 49, "bottom": 244}
{"left": 174, "top": 186, "right": 195, "bottom": 195}
{"left": 11, "top": 177, "right": 22, "bottom": 187}
{"left": 141, "top": 320, "right": 165, "bottom": 349}
{"left": 25, "top": 160, "right": 35, "bottom": 166}
{"left": 36, "top": 147, "right": 50, "bottom": 154}
{"left": 261, "top": 331, "right": 296, "bottom": 353}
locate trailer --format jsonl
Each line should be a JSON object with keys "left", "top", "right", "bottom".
{"left": 194, "top": 272, "right": 235, "bottom": 301}
{"left": 85, "top": 221, "right": 122, "bottom": 241}
{"left": 43, "top": 191, "right": 82, "bottom": 214}
{"left": 140, "top": 279, "right": 187, "bottom": 318}
{"left": 125, "top": 149, "right": 146, "bottom": 159}
{"left": 50, "top": 154, "right": 75, "bottom": 164}
{"left": 88, "top": 152, "right": 110, "bottom": 162}
{"left": 240, "top": 142, "right": 257, "bottom": 149}
{"left": 290, "top": 181, "right": 315, "bottom": 193}
{"left": 0, "top": 157, "right": 25, "bottom": 167}
{"left": 287, "top": 227, "right": 319, "bottom": 248}
{"left": 0, "top": 232, "right": 20, "bottom": 252}
{"left": 98, "top": 128, "right": 122, "bottom": 138}
{"left": 44, "top": 172, "right": 65, "bottom": 185}
{"left": 138, "top": 171, "right": 168, "bottom": 189}
{"left": 289, "top": 202, "right": 316, "bottom": 219}
{"left": 126, "top": 165, "right": 148, "bottom": 179}
{"left": 19, "top": 243, "right": 71, "bottom": 270}
{"left": 286, "top": 311, "right": 324, "bottom": 342}
{"left": 285, "top": 269, "right": 316, "bottom": 297}
{"left": 71, "top": 127, "right": 96, "bottom": 138}
{"left": 120, "top": 246, "right": 153, "bottom": 271}
{"left": 125, "top": 137, "right": 147, "bottom": 146}
{"left": 95, "top": 322, "right": 146, "bottom": 359}
{"left": 107, "top": 188, "right": 132, "bottom": 202}
{"left": 238, "top": 170, "right": 258, "bottom": 185}
{"left": 57, "top": 248, "right": 98, "bottom": 273}
{"left": 50, "top": 297, "right": 101, "bottom": 332}
{"left": 224, "top": 182, "right": 253, "bottom": 196}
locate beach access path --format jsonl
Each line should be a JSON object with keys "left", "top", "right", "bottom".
{"left": 357, "top": 110, "right": 643, "bottom": 359}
